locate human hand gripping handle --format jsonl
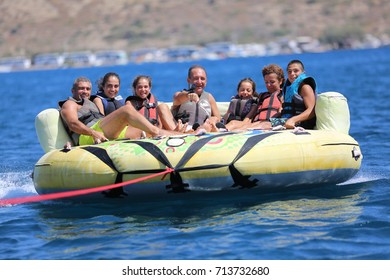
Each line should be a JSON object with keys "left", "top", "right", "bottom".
{"left": 90, "top": 129, "right": 108, "bottom": 144}
{"left": 183, "top": 84, "right": 198, "bottom": 102}
{"left": 188, "top": 92, "right": 199, "bottom": 103}
{"left": 173, "top": 85, "right": 197, "bottom": 106}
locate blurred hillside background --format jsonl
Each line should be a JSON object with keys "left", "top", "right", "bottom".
{"left": 1, "top": 0, "right": 389, "bottom": 63}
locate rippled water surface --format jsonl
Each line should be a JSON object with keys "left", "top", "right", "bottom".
{"left": 1, "top": 47, "right": 390, "bottom": 260}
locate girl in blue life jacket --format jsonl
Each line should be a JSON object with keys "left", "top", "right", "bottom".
{"left": 91, "top": 72, "right": 124, "bottom": 115}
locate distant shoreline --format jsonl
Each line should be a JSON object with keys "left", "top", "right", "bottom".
{"left": 1, "top": 36, "right": 388, "bottom": 73}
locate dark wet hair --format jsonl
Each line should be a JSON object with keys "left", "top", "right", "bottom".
{"left": 287, "top": 59, "right": 305, "bottom": 71}
{"left": 237, "top": 77, "right": 256, "bottom": 93}
{"left": 132, "top": 75, "right": 152, "bottom": 92}
{"left": 97, "top": 72, "right": 120, "bottom": 91}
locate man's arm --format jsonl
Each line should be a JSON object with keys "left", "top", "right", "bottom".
{"left": 60, "top": 100, "right": 106, "bottom": 142}
{"left": 173, "top": 90, "right": 191, "bottom": 106}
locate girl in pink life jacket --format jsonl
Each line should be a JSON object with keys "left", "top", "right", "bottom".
{"left": 126, "top": 75, "right": 185, "bottom": 135}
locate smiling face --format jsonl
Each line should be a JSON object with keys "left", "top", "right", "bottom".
{"left": 134, "top": 77, "right": 151, "bottom": 99}
{"left": 187, "top": 67, "right": 207, "bottom": 95}
{"left": 287, "top": 62, "right": 304, "bottom": 83}
{"left": 237, "top": 81, "right": 254, "bottom": 99}
{"left": 102, "top": 75, "right": 120, "bottom": 99}
{"left": 72, "top": 81, "right": 92, "bottom": 100}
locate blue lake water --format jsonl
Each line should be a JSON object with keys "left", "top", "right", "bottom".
{"left": 1, "top": 47, "right": 390, "bottom": 260}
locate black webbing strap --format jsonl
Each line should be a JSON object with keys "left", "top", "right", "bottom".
{"left": 166, "top": 132, "right": 236, "bottom": 192}
{"left": 173, "top": 131, "right": 279, "bottom": 189}
{"left": 234, "top": 99, "right": 242, "bottom": 120}
{"left": 265, "top": 92, "right": 276, "bottom": 120}
{"left": 82, "top": 146, "right": 118, "bottom": 171}
{"left": 194, "top": 102, "right": 199, "bottom": 124}
{"left": 82, "top": 131, "right": 279, "bottom": 194}
{"left": 174, "top": 132, "right": 236, "bottom": 170}
{"left": 128, "top": 140, "right": 173, "bottom": 169}
{"left": 128, "top": 140, "right": 195, "bottom": 192}
{"left": 229, "top": 132, "right": 278, "bottom": 189}
{"left": 82, "top": 146, "right": 127, "bottom": 197}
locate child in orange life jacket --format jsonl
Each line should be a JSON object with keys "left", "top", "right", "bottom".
{"left": 223, "top": 78, "right": 258, "bottom": 131}
{"left": 250, "top": 60, "right": 316, "bottom": 130}
{"left": 226, "top": 64, "right": 285, "bottom": 131}
{"left": 125, "top": 75, "right": 185, "bottom": 138}
{"left": 252, "top": 64, "right": 284, "bottom": 121}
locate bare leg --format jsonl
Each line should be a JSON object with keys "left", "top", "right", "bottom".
{"left": 226, "top": 120, "right": 244, "bottom": 131}
{"left": 209, "top": 116, "right": 220, "bottom": 124}
{"left": 194, "top": 119, "right": 218, "bottom": 132}
{"left": 99, "top": 104, "right": 160, "bottom": 139}
{"left": 247, "top": 121, "right": 272, "bottom": 130}
{"left": 158, "top": 103, "right": 178, "bottom": 130}
{"left": 125, "top": 126, "right": 144, "bottom": 139}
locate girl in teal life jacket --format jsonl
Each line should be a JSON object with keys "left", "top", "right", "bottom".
{"left": 91, "top": 72, "right": 124, "bottom": 115}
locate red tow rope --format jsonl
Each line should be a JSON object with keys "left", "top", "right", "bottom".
{"left": 0, "top": 168, "right": 174, "bottom": 206}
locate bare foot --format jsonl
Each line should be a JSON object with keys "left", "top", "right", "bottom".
{"left": 206, "top": 119, "right": 219, "bottom": 132}
{"left": 63, "top": 141, "right": 72, "bottom": 150}
{"left": 174, "top": 119, "right": 188, "bottom": 133}
{"left": 200, "top": 120, "right": 212, "bottom": 132}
